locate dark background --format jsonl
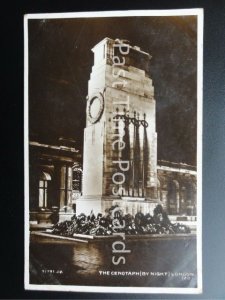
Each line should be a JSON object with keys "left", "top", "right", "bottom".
{"left": 1, "top": 0, "right": 225, "bottom": 299}
{"left": 28, "top": 15, "right": 197, "bottom": 165}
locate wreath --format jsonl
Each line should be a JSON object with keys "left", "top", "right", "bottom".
{"left": 87, "top": 93, "right": 104, "bottom": 124}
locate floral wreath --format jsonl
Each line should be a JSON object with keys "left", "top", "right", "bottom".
{"left": 87, "top": 92, "right": 104, "bottom": 124}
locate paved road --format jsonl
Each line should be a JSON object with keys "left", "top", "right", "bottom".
{"left": 30, "top": 235, "right": 197, "bottom": 288}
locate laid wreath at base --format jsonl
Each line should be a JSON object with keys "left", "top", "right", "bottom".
{"left": 48, "top": 204, "right": 191, "bottom": 237}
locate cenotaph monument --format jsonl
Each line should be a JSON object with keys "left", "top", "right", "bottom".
{"left": 76, "top": 38, "right": 159, "bottom": 215}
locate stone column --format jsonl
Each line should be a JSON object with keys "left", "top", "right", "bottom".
{"left": 59, "top": 165, "right": 66, "bottom": 209}
{"left": 161, "top": 190, "right": 168, "bottom": 211}
{"left": 179, "top": 187, "right": 186, "bottom": 215}
{"left": 176, "top": 191, "right": 180, "bottom": 214}
{"left": 67, "top": 165, "right": 73, "bottom": 207}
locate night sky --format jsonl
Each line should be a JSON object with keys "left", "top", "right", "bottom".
{"left": 28, "top": 15, "right": 197, "bottom": 165}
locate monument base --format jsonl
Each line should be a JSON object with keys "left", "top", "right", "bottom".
{"left": 76, "top": 195, "right": 160, "bottom": 216}
{"left": 76, "top": 195, "right": 117, "bottom": 216}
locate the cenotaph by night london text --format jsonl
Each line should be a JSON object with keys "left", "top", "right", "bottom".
{"left": 76, "top": 38, "right": 159, "bottom": 215}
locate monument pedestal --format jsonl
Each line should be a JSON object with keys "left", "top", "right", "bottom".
{"left": 76, "top": 195, "right": 119, "bottom": 215}
{"left": 76, "top": 195, "right": 159, "bottom": 216}
{"left": 117, "top": 197, "right": 160, "bottom": 216}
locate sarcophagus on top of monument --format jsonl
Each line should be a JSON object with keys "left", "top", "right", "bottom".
{"left": 77, "top": 38, "right": 159, "bottom": 216}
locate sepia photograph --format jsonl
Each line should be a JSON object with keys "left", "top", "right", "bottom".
{"left": 24, "top": 9, "right": 203, "bottom": 293}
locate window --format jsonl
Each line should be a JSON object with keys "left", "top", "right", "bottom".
{"left": 39, "top": 180, "right": 48, "bottom": 208}
{"left": 39, "top": 172, "right": 51, "bottom": 208}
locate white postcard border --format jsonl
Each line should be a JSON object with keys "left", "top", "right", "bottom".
{"left": 24, "top": 8, "right": 203, "bottom": 294}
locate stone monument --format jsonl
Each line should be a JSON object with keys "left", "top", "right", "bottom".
{"left": 76, "top": 38, "right": 159, "bottom": 215}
